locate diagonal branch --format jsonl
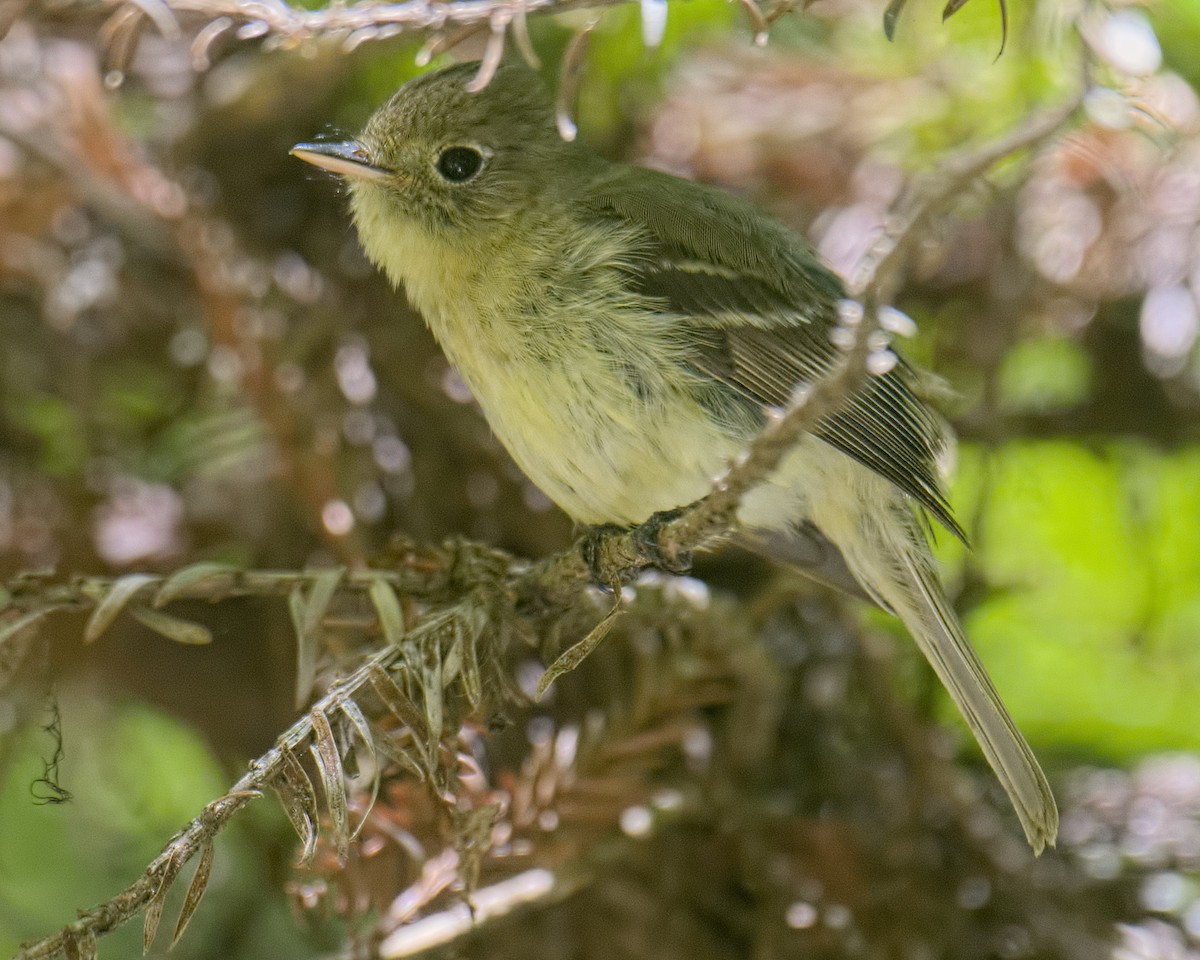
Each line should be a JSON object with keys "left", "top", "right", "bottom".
{"left": 10, "top": 605, "right": 467, "bottom": 960}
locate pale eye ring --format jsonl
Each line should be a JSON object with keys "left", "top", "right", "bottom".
{"left": 436, "top": 146, "right": 485, "bottom": 183}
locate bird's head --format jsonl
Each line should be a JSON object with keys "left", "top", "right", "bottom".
{"left": 292, "top": 61, "right": 579, "bottom": 234}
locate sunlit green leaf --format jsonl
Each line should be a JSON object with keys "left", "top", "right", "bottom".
{"left": 997, "top": 337, "right": 1092, "bottom": 414}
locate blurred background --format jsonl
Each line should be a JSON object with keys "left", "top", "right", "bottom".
{"left": 2, "top": 0, "right": 1200, "bottom": 957}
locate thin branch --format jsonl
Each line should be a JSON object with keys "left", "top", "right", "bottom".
{"left": 672, "top": 83, "right": 1086, "bottom": 541}
{"left": 3, "top": 565, "right": 453, "bottom": 618}
{"left": 8, "top": 563, "right": 727, "bottom": 959}
{"left": 35, "top": 0, "right": 645, "bottom": 50}
{"left": 11, "top": 615, "right": 445, "bottom": 960}
{"left": 13, "top": 787, "right": 256, "bottom": 959}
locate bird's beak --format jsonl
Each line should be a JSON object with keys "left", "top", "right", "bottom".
{"left": 290, "top": 140, "right": 391, "bottom": 182}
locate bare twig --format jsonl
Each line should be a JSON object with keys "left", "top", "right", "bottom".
{"left": 34, "top": 0, "right": 644, "bottom": 53}
{"left": 7, "top": 560, "right": 732, "bottom": 959}
{"left": 675, "top": 90, "right": 1082, "bottom": 540}
{"left": 14, "top": 787, "right": 258, "bottom": 958}
{"left": 555, "top": 15, "right": 600, "bottom": 142}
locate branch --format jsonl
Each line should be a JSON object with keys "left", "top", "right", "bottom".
{"left": 27, "top": 0, "right": 693, "bottom": 69}
{"left": 114, "top": 0, "right": 623, "bottom": 42}
{"left": 11, "top": 647, "right": 390, "bottom": 960}
{"left": 23, "top": 0, "right": 813, "bottom": 79}
{"left": 669, "top": 84, "right": 1086, "bottom": 544}
{"left": 8, "top": 551, "right": 745, "bottom": 960}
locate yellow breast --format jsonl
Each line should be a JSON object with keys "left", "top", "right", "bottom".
{"left": 350, "top": 193, "right": 737, "bottom": 525}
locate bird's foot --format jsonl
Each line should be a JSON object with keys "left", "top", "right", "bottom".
{"left": 581, "top": 524, "right": 637, "bottom": 588}
{"left": 633, "top": 508, "right": 693, "bottom": 576}
{"left": 580, "top": 509, "right": 693, "bottom": 587}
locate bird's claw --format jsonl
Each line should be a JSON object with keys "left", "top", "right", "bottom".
{"left": 633, "top": 508, "right": 693, "bottom": 575}
{"left": 580, "top": 509, "right": 692, "bottom": 587}
{"left": 581, "top": 523, "right": 632, "bottom": 588}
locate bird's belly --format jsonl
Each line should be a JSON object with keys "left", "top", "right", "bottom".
{"left": 463, "top": 357, "right": 738, "bottom": 526}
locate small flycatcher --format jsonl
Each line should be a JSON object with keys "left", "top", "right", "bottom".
{"left": 292, "top": 61, "right": 1058, "bottom": 852}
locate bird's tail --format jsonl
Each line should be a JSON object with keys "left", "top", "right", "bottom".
{"left": 804, "top": 498, "right": 1059, "bottom": 854}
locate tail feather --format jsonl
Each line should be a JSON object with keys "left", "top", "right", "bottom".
{"left": 805, "top": 500, "right": 1059, "bottom": 853}
{"left": 893, "top": 543, "right": 1059, "bottom": 853}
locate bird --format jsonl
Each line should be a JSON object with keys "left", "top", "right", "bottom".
{"left": 291, "top": 59, "right": 1058, "bottom": 852}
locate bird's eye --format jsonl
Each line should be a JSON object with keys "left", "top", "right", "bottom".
{"left": 436, "top": 146, "right": 484, "bottom": 183}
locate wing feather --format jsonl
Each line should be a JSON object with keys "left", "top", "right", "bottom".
{"left": 584, "top": 167, "right": 965, "bottom": 540}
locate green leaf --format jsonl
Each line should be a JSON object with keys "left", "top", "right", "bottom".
{"left": 84, "top": 574, "right": 158, "bottom": 645}
{"left": 443, "top": 623, "right": 463, "bottom": 686}
{"left": 998, "top": 337, "right": 1092, "bottom": 414}
{"left": 883, "top": 0, "right": 908, "bottom": 40}
{"left": 288, "top": 585, "right": 310, "bottom": 707}
{"left": 302, "top": 568, "right": 345, "bottom": 640}
{"left": 368, "top": 577, "right": 406, "bottom": 646}
{"left": 153, "top": 563, "right": 239, "bottom": 607}
{"left": 423, "top": 655, "right": 443, "bottom": 742}
{"left": 294, "top": 569, "right": 346, "bottom": 708}
{"left": 952, "top": 441, "right": 1200, "bottom": 758}
{"left": 131, "top": 607, "right": 212, "bottom": 645}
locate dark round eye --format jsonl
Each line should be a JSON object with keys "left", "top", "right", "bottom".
{"left": 436, "top": 146, "right": 484, "bottom": 183}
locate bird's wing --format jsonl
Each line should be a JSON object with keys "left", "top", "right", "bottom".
{"left": 582, "top": 166, "right": 964, "bottom": 540}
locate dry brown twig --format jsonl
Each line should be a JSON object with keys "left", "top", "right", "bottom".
{"left": 20, "top": 0, "right": 677, "bottom": 67}
{"left": 10, "top": 587, "right": 488, "bottom": 960}
{"left": 19, "top": 0, "right": 813, "bottom": 83}
{"left": 4, "top": 49, "right": 1084, "bottom": 960}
